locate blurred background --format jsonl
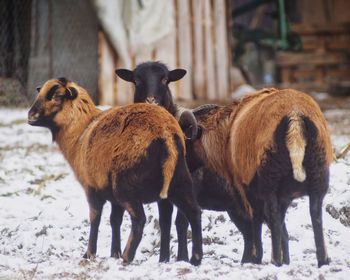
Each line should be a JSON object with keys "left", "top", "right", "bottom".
{"left": 0, "top": 0, "right": 349, "bottom": 107}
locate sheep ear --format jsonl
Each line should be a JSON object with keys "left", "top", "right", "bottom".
{"left": 169, "top": 69, "right": 187, "bottom": 82}
{"left": 66, "top": 87, "right": 78, "bottom": 100}
{"left": 115, "top": 69, "right": 134, "bottom": 82}
{"left": 178, "top": 110, "right": 198, "bottom": 140}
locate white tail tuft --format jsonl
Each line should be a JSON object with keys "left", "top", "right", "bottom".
{"left": 159, "top": 191, "right": 168, "bottom": 199}
{"left": 286, "top": 112, "right": 306, "bottom": 182}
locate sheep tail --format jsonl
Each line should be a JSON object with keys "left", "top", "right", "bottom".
{"left": 286, "top": 112, "right": 306, "bottom": 182}
{"left": 235, "top": 183, "right": 253, "bottom": 219}
{"left": 159, "top": 135, "right": 178, "bottom": 199}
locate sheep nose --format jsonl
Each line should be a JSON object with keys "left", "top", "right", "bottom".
{"left": 146, "top": 97, "right": 157, "bottom": 104}
{"left": 28, "top": 108, "right": 40, "bottom": 124}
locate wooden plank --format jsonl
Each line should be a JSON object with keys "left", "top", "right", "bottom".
{"left": 280, "top": 67, "right": 292, "bottom": 84}
{"left": 176, "top": 0, "right": 192, "bottom": 100}
{"left": 155, "top": 30, "right": 178, "bottom": 99}
{"left": 326, "top": 67, "right": 350, "bottom": 79}
{"left": 155, "top": 0, "right": 177, "bottom": 99}
{"left": 332, "top": 0, "right": 350, "bottom": 24}
{"left": 279, "top": 82, "right": 328, "bottom": 91}
{"left": 203, "top": 0, "right": 216, "bottom": 100}
{"left": 291, "top": 23, "right": 350, "bottom": 35}
{"left": 213, "top": 0, "right": 229, "bottom": 100}
{"left": 298, "top": 0, "right": 328, "bottom": 25}
{"left": 191, "top": 0, "right": 205, "bottom": 99}
{"left": 98, "top": 31, "right": 116, "bottom": 106}
{"left": 134, "top": 49, "right": 153, "bottom": 66}
{"left": 115, "top": 57, "right": 133, "bottom": 105}
{"left": 276, "top": 52, "right": 349, "bottom": 66}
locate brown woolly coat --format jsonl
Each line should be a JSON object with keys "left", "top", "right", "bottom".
{"left": 194, "top": 88, "right": 333, "bottom": 214}
{"left": 38, "top": 80, "right": 184, "bottom": 197}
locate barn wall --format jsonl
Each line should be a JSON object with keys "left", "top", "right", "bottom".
{"left": 27, "top": 0, "right": 99, "bottom": 102}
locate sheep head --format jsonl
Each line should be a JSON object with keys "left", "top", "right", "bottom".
{"left": 115, "top": 61, "right": 186, "bottom": 115}
{"left": 28, "top": 77, "right": 79, "bottom": 131}
{"left": 177, "top": 104, "right": 215, "bottom": 171}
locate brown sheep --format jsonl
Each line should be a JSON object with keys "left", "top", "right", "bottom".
{"left": 27, "top": 78, "right": 203, "bottom": 265}
{"left": 185, "top": 88, "right": 332, "bottom": 267}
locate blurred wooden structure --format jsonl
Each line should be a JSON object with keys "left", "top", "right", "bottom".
{"left": 276, "top": 0, "right": 350, "bottom": 92}
{"left": 98, "top": 0, "right": 231, "bottom": 106}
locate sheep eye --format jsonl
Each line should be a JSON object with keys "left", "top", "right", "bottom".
{"left": 46, "top": 85, "right": 60, "bottom": 100}
{"left": 162, "top": 78, "right": 168, "bottom": 85}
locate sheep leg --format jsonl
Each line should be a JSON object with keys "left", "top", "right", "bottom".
{"left": 227, "top": 209, "right": 260, "bottom": 264}
{"left": 279, "top": 199, "right": 291, "bottom": 264}
{"left": 175, "top": 210, "right": 189, "bottom": 262}
{"left": 265, "top": 193, "right": 283, "bottom": 266}
{"left": 252, "top": 217, "right": 263, "bottom": 263}
{"left": 110, "top": 203, "right": 124, "bottom": 258}
{"left": 169, "top": 194, "right": 202, "bottom": 266}
{"left": 309, "top": 192, "right": 330, "bottom": 267}
{"left": 281, "top": 222, "right": 290, "bottom": 264}
{"left": 158, "top": 199, "right": 173, "bottom": 262}
{"left": 83, "top": 193, "right": 105, "bottom": 259}
{"left": 121, "top": 201, "right": 146, "bottom": 265}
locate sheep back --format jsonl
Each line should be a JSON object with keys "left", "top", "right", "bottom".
{"left": 229, "top": 88, "right": 333, "bottom": 189}
{"left": 77, "top": 103, "right": 184, "bottom": 196}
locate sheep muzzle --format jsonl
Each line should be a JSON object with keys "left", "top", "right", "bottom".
{"left": 145, "top": 97, "right": 158, "bottom": 105}
{"left": 178, "top": 110, "right": 198, "bottom": 140}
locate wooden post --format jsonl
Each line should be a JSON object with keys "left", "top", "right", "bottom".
{"left": 156, "top": 30, "right": 177, "bottom": 98}
{"left": 115, "top": 57, "right": 133, "bottom": 105}
{"left": 98, "top": 32, "right": 116, "bottom": 106}
{"left": 192, "top": 0, "right": 205, "bottom": 99}
{"left": 214, "top": 0, "right": 229, "bottom": 100}
{"left": 203, "top": 0, "right": 217, "bottom": 100}
{"left": 176, "top": 0, "right": 192, "bottom": 100}
{"left": 134, "top": 49, "right": 153, "bottom": 66}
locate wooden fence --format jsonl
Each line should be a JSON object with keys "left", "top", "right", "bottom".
{"left": 98, "top": 0, "right": 232, "bottom": 106}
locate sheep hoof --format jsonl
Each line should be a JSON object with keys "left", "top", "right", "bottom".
{"left": 241, "top": 256, "right": 261, "bottom": 264}
{"left": 176, "top": 255, "right": 189, "bottom": 262}
{"left": 83, "top": 251, "right": 96, "bottom": 260}
{"left": 122, "top": 258, "right": 131, "bottom": 266}
{"left": 111, "top": 251, "right": 122, "bottom": 259}
{"left": 271, "top": 258, "right": 283, "bottom": 267}
{"left": 318, "top": 257, "right": 330, "bottom": 268}
{"left": 190, "top": 254, "right": 202, "bottom": 266}
{"left": 122, "top": 252, "right": 134, "bottom": 265}
{"left": 283, "top": 257, "right": 290, "bottom": 265}
{"left": 159, "top": 255, "right": 170, "bottom": 263}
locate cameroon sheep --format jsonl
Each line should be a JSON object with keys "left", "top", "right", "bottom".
{"left": 185, "top": 88, "right": 333, "bottom": 267}
{"left": 116, "top": 62, "right": 259, "bottom": 264}
{"left": 27, "top": 78, "right": 203, "bottom": 266}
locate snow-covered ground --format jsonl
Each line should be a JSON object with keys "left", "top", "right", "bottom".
{"left": 0, "top": 107, "right": 349, "bottom": 280}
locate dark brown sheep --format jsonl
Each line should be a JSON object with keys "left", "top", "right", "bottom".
{"left": 187, "top": 88, "right": 333, "bottom": 267}
{"left": 27, "top": 78, "right": 203, "bottom": 266}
